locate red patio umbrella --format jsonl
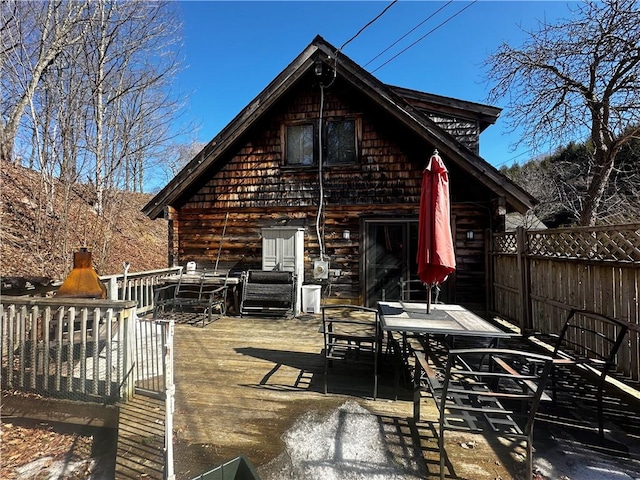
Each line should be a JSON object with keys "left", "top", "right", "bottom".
{"left": 417, "top": 150, "right": 456, "bottom": 313}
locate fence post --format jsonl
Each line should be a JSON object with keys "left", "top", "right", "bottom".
{"left": 516, "top": 227, "right": 533, "bottom": 334}
{"left": 163, "top": 319, "right": 176, "bottom": 480}
{"left": 126, "top": 307, "right": 138, "bottom": 401}
{"left": 485, "top": 228, "right": 493, "bottom": 315}
{"left": 107, "top": 277, "right": 118, "bottom": 300}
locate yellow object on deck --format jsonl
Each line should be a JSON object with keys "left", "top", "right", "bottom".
{"left": 57, "top": 249, "right": 107, "bottom": 299}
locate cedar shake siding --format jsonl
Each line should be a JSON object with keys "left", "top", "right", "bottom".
{"left": 145, "top": 36, "right": 535, "bottom": 311}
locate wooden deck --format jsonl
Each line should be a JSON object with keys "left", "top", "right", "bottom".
{"left": 116, "top": 394, "right": 166, "bottom": 479}
{"left": 169, "top": 314, "right": 572, "bottom": 480}
{"left": 141, "top": 313, "right": 640, "bottom": 480}
{"left": 171, "top": 314, "right": 429, "bottom": 479}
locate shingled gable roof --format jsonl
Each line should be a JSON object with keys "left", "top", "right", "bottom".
{"left": 388, "top": 85, "right": 502, "bottom": 134}
{"left": 143, "top": 35, "right": 536, "bottom": 219}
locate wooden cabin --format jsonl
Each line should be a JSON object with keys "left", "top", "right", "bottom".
{"left": 143, "top": 35, "right": 535, "bottom": 313}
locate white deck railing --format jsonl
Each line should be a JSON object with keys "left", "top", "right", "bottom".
{"left": 100, "top": 266, "right": 182, "bottom": 316}
{"left": 1, "top": 296, "right": 138, "bottom": 403}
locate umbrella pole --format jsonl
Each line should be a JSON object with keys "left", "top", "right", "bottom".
{"left": 426, "top": 285, "right": 432, "bottom": 314}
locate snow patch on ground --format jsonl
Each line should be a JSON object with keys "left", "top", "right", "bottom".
{"left": 259, "top": 400, "right": 640, "bottom": 480}
{"left": 15, "top": 456, "right": 95, "bottom": 479}
{"left": 533, "top": 428, "right": 640, "bottom": 480}
{"left": 260, "top": 400, "right": 424, "bottom": 480}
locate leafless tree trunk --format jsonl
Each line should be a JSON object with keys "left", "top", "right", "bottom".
{"left": 0, "top": 1, "right": 92, "bottom": 163}
{"left": 81, "top": 0, "right": 182, "bottom": 212}
{"left": 1, "top": 0, "right": 183, "bottom": 275}
{"left": 485, "top": 0, "right": 640, "bottom": 226}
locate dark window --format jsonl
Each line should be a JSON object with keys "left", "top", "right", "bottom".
{"left": 326, "top": 119, "right": 356, "bottom": 165}
{"left": 286, "top": 123, "right": 314, "bottom": 166}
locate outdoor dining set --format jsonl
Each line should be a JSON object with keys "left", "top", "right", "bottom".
{"left": 319, "top": 299, "right": 628, "bottom": 480}
{"left": 149, "top": 262, "right": 628, "bottom": 480}
{"left": 148, "top": 150, "right": 631, "bottom": 479}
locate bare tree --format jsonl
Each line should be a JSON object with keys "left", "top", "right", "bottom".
{"left": 81, "top": 0, "right": 182, "bottom": 212}
{"left": 500, "top": 157, "right": 563, "bottom": 225}
{"left": 485, "top": 0, "right": 640, "bottom": 226}
{"left": 0, "top": 0, "right": 92, "bottom": 163}
{"left": 503, "top": 137, "right": 640, "bottom": 226}
{"left": 1, "top": 0, "right": 183, "bottom": 276}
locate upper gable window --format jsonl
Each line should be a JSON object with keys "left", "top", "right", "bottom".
{"left": 326, "top": 119, "right": 357, "bottom": 165}
{"left": 283, "top": 117, "right": 359, "bottom": 167}
{"left": 285, "top": 123, "right": 315, "bottom": 166}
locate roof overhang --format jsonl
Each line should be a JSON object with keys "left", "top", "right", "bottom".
{"left": 143, "top": 35, "right": 535, "bottom": 219}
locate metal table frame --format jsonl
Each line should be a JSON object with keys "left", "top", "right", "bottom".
{"left": 377, "top": 301, "right": 515, "bottom": 391}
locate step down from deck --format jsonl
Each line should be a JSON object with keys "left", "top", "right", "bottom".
{"left": 116, "top": 394, "right": 166, "bottom": 479}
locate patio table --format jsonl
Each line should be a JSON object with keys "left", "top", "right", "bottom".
{"left": 377, "top": 301, "right": 515, "bottom": 386}
{"left": 377, "top": 301, "right": 513, "bottom": 339}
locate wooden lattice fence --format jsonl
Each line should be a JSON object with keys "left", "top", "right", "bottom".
{"left": 489, "top": 223, "right": 640, "bottom": 383}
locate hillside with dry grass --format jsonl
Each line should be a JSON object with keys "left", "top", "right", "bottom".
{"left": 1, "top": 162, "right": 169, "bottom": 477}
{"left": 0, "top": 162, "right": 168, "bottom": 283}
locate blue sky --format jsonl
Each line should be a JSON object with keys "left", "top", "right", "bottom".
{"left": 172, "top": 1, "right": 578, "bottom": 172}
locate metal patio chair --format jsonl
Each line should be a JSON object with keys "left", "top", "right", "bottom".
{"left": 321, "top": 304, "right": 382, "bottom": 400}
{"left": 414, "top": 348, "right": 554, "bottom": 480}
{"left": 533, "top": 308, "right": 630, "bottom": 440}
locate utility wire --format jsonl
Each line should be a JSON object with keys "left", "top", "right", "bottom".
{"left": 371, "top": 0, "right": 477, "bottom": 73}
{"left": 364, "top": 1, "right": 453, "bottom": 68}
{"left": 495, "top": 149, "right": 534, "bottom": 168}
{"left": 339, "top": 0, "right": 398, "bottom": 52}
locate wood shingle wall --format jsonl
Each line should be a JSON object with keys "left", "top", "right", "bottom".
{"left": 169, "top": 74, "right": 502, "bottom": 307}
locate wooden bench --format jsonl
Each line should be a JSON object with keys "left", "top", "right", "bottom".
{"left": 414, "top": 348, "right": 554, "bottom": 480}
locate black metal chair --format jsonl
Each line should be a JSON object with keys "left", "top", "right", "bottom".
{"left": 398, "top": 278, "right": 441, "bottom": 303}
{"left": 321, "top": 304, "right": 382, "bottom": 400}
{"left": 153, "top": 270, "right": 186, "bottom": 318}
{"left": 537, "top": 308, "right": 630, "bottom": 440}
{"left": 197, "top": 272, "right": 229, "bottom": 326}
{"left": 414, "top": 348, "right": 554, "bottom": 480}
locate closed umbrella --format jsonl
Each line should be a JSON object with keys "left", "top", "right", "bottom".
{"left": 417, "top": 150, "right": 456, "bottom": 313}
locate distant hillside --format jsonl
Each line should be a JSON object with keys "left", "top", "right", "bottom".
{"left": 0, "top": 162, "right": 168, "bottom": 282}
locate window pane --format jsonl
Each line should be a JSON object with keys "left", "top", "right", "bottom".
{"left": 327, "top": 120, "right": 356, "bottom": 164}
{"left": 286, "top": 124, "right": 314, "bottom": 165}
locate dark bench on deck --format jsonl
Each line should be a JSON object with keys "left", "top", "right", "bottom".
{"left": 414, "top": 348, "right": 554, "bottom": 480}
{"left": 239, "top": 270, "right": 295, "bottom": 317}
{"left": 153, "top": 271, "right": 228, "bottom": 326}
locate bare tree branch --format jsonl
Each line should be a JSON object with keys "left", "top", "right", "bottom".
{"left": 485, "top": 0, "right": 640, "bottom": 225}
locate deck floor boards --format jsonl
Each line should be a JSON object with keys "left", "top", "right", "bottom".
{"left": 170, "top": 314, "right": 417, "bottom": 478}
{"left": 115, "top": 394, "right": 166, "bottom": 479}
{"left": 114, "top": 312, "right": 640, "bottom": 479}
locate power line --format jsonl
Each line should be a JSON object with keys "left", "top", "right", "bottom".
{"left": 494, "top": 149, "right": 535, "bottom": 168}
{"left": 363, "top": 1, "right": 453, "bottom": 68}
{"left": 371, "top": 0, "right": 478, "bottom": 74}
{"left": 339, "top": 0, "right": 398, "bottom": 52}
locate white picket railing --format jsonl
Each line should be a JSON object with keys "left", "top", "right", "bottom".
{"left": 1, "top": 296, "right": 138, "bottom": 403}
{"left": 100, "top": 266, "right": 182, "bottom": 315}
